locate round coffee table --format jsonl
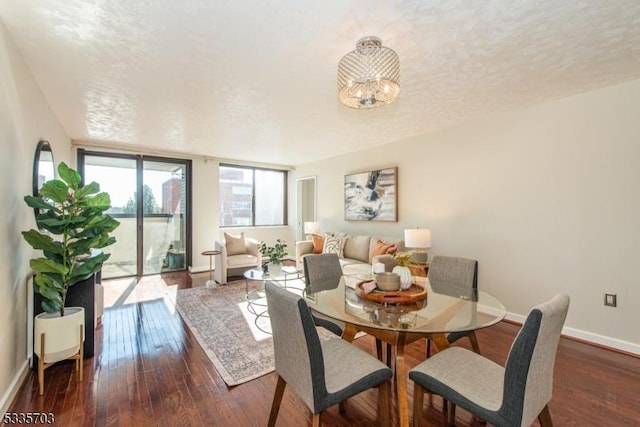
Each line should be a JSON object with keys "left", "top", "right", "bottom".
{"left": 243, "top": 267, "right": 304, "bottom": 334}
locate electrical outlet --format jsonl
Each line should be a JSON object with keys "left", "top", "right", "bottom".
{"left": 604, "top": 293, "right": 617, "bottom": 307}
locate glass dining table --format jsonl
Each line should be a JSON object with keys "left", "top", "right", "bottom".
{"left": 304, "top": 274, "right": 506, "bottom": 427}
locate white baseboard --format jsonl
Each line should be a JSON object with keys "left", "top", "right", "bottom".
{"left": 505, "top": 312, "right": 640, "bottom": 355}
{"left": 1, "top": 360, "right": 30, "bottom": 415}
{"left": 188, "top": 265, "right": 211, "bottom": 274}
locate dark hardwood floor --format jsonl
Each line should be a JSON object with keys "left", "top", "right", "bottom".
{"left": 8, "top": 272, "right": 640, "bottom": 426}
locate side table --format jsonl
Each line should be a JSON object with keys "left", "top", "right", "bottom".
{"left": 407, "top": 262, "right": 430, "bottom": 278}
{"left": 201, "top": 250, "right": 221, "bottom": 289}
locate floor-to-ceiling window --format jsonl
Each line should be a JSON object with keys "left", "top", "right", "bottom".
{"left": 78, "top": 150, "right": 192, "bottom": 278}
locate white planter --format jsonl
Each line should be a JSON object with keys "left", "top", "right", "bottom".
{"left": 34, "top": 306, "right": 85, "bottom": 395}
{"left": 34, "top": 306, "right": 85, "bottom": 364}
{"left": 392, "top": 266, "right": 413, "bottom": 290}
{"left": 268, "top": 262, "right": 283, "bottom": 277}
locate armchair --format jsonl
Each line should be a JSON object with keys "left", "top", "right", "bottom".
{"left": 214, "top": 232, "right": 262, "bottom": 284}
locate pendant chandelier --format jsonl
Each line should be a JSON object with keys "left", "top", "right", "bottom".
{"left": 337, "top": 36, "right": 400, "bottom": 109}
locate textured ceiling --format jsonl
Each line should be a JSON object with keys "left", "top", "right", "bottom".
{"left": 2, "top": 0, "right": 640, "bottom": 166}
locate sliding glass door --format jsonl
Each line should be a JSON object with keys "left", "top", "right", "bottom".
{"left": 82, "top": 154, "right": 138, "bottom": 278}
{"left": 142, "top": 159, "right": 188, "bottom": 274}
{"left": 78, "top": 150, "right": 191, "bottom": 278}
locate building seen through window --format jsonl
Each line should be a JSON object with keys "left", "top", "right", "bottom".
{"left": 220, "top": 165, "right": 287, "bottom": 227}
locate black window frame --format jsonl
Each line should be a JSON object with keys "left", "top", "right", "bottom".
{"left": 219, "top": 163, "right": 288, "bottom": 227}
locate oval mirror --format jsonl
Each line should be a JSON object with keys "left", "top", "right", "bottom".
{"left": 32, "top": 140, "right": 55, "bottom": 218}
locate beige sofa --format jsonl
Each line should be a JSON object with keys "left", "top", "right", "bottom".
{"left": 295, "top": 233, "right": 404, "bottom": 275}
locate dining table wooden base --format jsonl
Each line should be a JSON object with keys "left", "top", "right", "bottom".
{"left": 342, "top": 324, "right": 451, "bottom": 427}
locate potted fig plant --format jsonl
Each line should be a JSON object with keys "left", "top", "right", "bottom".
{"left": 258, "top": 239, "right": 288, "bottom": 277}
{"left": 22, "top": 162, "right": 119, "bottom": 394}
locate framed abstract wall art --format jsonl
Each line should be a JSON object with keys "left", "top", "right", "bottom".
{"left": 344, "top": 167, "right": 397, "bottom": 222}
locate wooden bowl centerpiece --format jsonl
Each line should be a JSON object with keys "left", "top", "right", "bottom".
{"left": 356, "top": 280, "right": 427, "bottom": 304}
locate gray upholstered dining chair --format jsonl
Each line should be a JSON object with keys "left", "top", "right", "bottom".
{"left": 303, "top": 253, "right": 343, "bottom": 284}
{"left": 265, "top": 282, "right": 392, "bottom": 427}
{"left": 410, "top": 293, "right": 570, "bottom": 427}
{"left": 304, "top": 254, "right": 389, "bottom": 365}
{"left": 426, "top": 255, "right": 480, "bottom": 357}
{"left": 303, "top": 253, "right": 346, "bottom": 336}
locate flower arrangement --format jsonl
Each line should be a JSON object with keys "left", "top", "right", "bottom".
{"left": 384, "top": 244, "right": 411, "bottom": 266}
{"left": 258, "top": 239, "right": 288, "bottom": 265}
{"left": 393, "top": 251, "right": 412, "bottom": 266}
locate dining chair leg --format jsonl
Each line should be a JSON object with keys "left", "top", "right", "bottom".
{"left": 468, "top": 331, "right": 481, "bottom": 354}
{"left": 442, "top": 398, "right": 449, "bottom": 426}
{"left": 448, "top": 403, "right": 456, "bottom": 425}
{"left": 537, "top": 405, "right": 554, "bottom": 427}
{"left": 425, "top": 339, "right": 432, "bottom": 358}
{"left": 376, "top": 339, "right": 394, "bottom": 370}
{"left": 412, "top": 382, "right": 424, "bottom": 427}
{"left": 268, "top": 375, "right": 287, "bottom": 427}
{"left": 339, "top": 401, "right": 346, "bottom": 414}
{"left": 378, "top": 381, "right": 390, "bottom": 427}
{"left": 312, "top": 413, "right": 321, "bottom": 427}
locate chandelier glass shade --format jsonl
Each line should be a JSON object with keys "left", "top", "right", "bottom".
{"left": 337, "top": 36, "right": 400, "bottom": 109}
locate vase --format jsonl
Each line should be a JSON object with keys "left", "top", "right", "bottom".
{"left": 268, "top": 261, "right": 283, "bottom": 277}
{"left": 392, "top": 265, "right": 413, "bottom": 290}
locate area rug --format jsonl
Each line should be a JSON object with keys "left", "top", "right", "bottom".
{"left": 175, "top": 278, "right": 337, "bottom": 387}
{"left": 174, "top": 280, "right": 275, "bottom": 386}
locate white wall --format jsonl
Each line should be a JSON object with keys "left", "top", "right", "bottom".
{"left": 191, "top": 157, "right": 218, "bottom": 270}
{"left": 293, "top": 79, "right": 640, "bottom": 353}
{"left": 0, "top": 21, "right": 72, "bottom": 411}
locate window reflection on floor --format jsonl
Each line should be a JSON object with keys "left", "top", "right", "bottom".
{"left": 102, "top": 275, "right": 180, "bottom": 315}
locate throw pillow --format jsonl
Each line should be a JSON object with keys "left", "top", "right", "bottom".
{"left": 322, "top": 235, "right": 345, "bottom": 258}
{"left": 370, "top": 240, "right": 394, "bottom": 264}
{"left": 224, "top": 232, "right": 246, "bottom": 255}
{"left": 311, "top": 234, "right": 325, "bottom": 254}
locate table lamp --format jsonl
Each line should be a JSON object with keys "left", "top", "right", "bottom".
{"left": 303, "top": 221, "right": 320, "bottom": 239}
{"left": 404, "top": 228, "right": 432, "bottom": 264}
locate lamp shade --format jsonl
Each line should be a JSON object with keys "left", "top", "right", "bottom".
{"left": 404, "top": 228, "right": 432, "bottom": 249}
{"left": 304, "top": 221, "right": 320, "bottom": 235}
